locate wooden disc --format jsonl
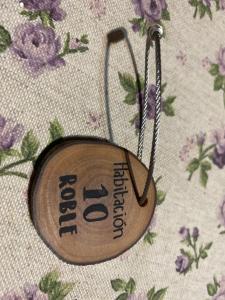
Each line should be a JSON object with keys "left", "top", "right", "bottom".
{"left": 29, "top": 137, "right": 156, "bottom": 265}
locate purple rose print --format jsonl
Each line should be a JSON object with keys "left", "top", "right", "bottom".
{"left": 132, "top": 0, "right": 144, "bottom": 17}
{"left": 213, "top": 290, "right": 225, "bottom": 299}
{"left": 137, "top": 84, "right": 160, "bottom": 123}
{"left": 118, "top": 73, "right": 176, "bottom": 131}
{"left": 176, "top": 226, "right": 212, "bottom": 275}
{"left": 219, "top": 0, "right": 225, "bottom": 9}
{"left": 24, "top": 284, "right": 48, "bottom": 300}
{"left": 209, "top": 48, "right": 225, "bottom": 107}
{"left": 0, "top": 2, "right": 89, "bottom": 76}
{"left": 218, "top": 196, "right": 225, "bottom": 234}
{"left": 206, "top": 276, "right": 225, "bottom": 299}
{"left": 202, "top": 0, "right": 212, "bottom": 6}
{"left": 89, "top": 0, "right": 106, "bottom": 19}
{"left": 66, "top": 34, "right": 89, "bottom": 53}
{"left": 179, "top": 135, "right": 196, "bottom": 162}
{"left": 179, "top": 226, "right": 190, "bottom": 241}
{"left": 202, "top": 56, "right": 212, "bottom": 70}
{"left": 0, "top": 271, "right": 73, "bottom": 300}
{"left": 0, "top": 293, "right": 22, "bottom": 300}
{"left": 149, "top": 213, "right": 157, "bottom": 231}
{"left": 19, "top": 0, "right": 66, "bottom": 21}
{"left": 70, "top": 38, "right": 81, "bottom": 50}
{"left": 192, "top": 227, "right": 199, "bottom": 240}
{"left": 180, "top": 130, "right": 223, "bottom": 187}
{"left": 0, "top": 115, "right": 23, "bottom": 150}
{"left": 132, "top": 23, "right": 141, "bottom": 32}
{"left": 0, "top": 118, "right": 65, "bottom": 180}
{"left": 176, "top": 50, "right": 187, "bottom": 66}
{"left": 132, "top": 0, "right": 167, "bottom": 22}
{"left": 175, "top": 255, "right": 190, "bottom": 274}
{"left": 213, "top": 277, "right": 225, "bottom": 300}
{"left": 86, "top": 112, "right": 102, "bottom": 130}
{"left": 135, "top": 84, "right": 165, "bottom": 130}
{"left": 11, "top": 23, "right": 65, "bottom": 74}
{"left": 143, "top": 84, "right": 159, "bottom": 120}
{"left": 130, "top": 0, "right": 170, "bottom": 37}
{"left": 217, "top": 46, "right": 225, "bottom": 76}
{"left": 211, "top": 126, "right": 225, "bottom": 168}
{"left": 196, "top": 131, "right": 206, "bottom": 146}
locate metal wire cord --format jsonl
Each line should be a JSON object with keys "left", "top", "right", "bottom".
{"left": 103, "top": 26, "right": 162, "bottom": 206}
{"left": 137, "top": 25, "right": 162, "bottom": 206}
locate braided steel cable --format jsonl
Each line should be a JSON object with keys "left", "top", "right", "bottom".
{"left": 137, "top": 25, "right": 163, "bottom": 206}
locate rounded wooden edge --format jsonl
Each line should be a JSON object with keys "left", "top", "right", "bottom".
{"left": 28, "top": 136, "right": 157, "bottom": 266}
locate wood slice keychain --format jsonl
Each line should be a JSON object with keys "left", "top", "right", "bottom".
{"left": 29, "top": 25, "right": 163, "bottom": 265}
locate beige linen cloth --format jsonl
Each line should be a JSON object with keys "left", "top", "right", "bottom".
{"left": 0, "top": 0, "right": 225, "bottom": 299}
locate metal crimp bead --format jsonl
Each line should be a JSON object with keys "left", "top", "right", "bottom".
{"left": 149, "top": 24, "right": 163, "bottom": 39}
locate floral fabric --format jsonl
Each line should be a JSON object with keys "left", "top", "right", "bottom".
{"left": 0, "top": 0, "right": 225, "bottom": 299}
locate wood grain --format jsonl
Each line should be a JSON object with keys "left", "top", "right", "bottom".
{"left": 29, "top": 137, "right": 156, "bottom": 265}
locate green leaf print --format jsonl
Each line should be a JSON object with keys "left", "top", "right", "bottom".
{"left": 49, "top": 118, "right": 65, "bottom": 142}
{"left": 39, "top": 270, "right": 74, "bottom": 300}
{"left": 20, "top": 10, "right": 40, "bottom": 20}
{"left": 118, "top": 72, "right": 137, "bottom": 94}
{"left": 147, "top": 287, "right": 168, "bottom": 300}
{"left": 144, "top": 231, "right": 157, "bottom": 245}
{"left": 116, "top": 293, "right": 128, "bottom": 300}
{"left": 147, "top": 287, "right": 155, "bottom": 300}
{"left": 176, "top": 227, "right": 213, "bottom": 274}
{"left": 125, "top": 278, "right": 136, "bottom": 294}
{"left": 0, "top": 117, "right": 64, "bottom": 179}
{"left": 21, "top": 130, "right": 40, "bottom": 160}
{"left": 152, "top": 288, "right": 168, "bottom": 300}
{"left": 111, "top": 279, "right": 127, "bottom": 292}
{"left": 118, "top": 72, "right": 176, "bottom": 130}
{"left": 111, "top": 278, "right": 168, "bottom": 300}
{"left": 0, "top": 25, "right": 12, "bottom": 53}
{"left": 214, "top": 75, "right": 224, "bottom": 91}
{"left": 157, "top": 190, "right": 166, "bottom": 205}
{"left": 161, "top": 9, "right": 170, "bottom": 21}
{"left": 209, "top": 64, "right": 219, "bottom": 76}
{"left": 206, "top": 276, "right": 220, "bottom": 297}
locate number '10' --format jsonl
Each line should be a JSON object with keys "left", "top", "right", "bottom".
{"left": 83, "top": 184, "right": 109, "bottom": 222}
